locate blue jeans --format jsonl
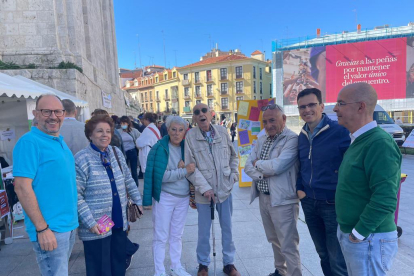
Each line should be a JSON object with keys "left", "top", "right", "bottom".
{"left": 301, "top": 197, "right": 348, "bottom": 276}
{"left": 32, "top": 230, "right": 76, "bottom": 276}
{"left": 196, "top": 194, "right": 236, "bottom": 266}
{"left": 126, "top": 148, "right": 138, "bottom": 186}
{"left": 337, "top": 227, "right": 398, "bottom": 276}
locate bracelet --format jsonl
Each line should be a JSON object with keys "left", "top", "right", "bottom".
{"left": 36, "top": 225, "right": 49, "bottom": 234}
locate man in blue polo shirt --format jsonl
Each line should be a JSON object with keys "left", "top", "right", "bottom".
{"left": 13, "top": 94, "right": 78, "bottom": 276}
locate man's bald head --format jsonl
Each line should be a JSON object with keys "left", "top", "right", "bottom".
{"left": 340, "top": 83, "right": 377, "bottom": 114}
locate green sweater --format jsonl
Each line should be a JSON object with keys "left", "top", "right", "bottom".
{"left": 335, "top": 127, "right": 402, "bottom": 238}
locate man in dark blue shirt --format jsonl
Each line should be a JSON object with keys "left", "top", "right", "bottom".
{"left": 296, "top": 88, "right": 350, "bottom": 276}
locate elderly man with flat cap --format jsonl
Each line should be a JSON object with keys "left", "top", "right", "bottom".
{"left": 334, "top": 83, "right": 402, "bottom": 276}
{"left": 185, "top": 103, "right": 240, "bottom": 276}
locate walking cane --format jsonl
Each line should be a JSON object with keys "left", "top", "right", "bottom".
{"left": 210, "top": 197, "right": 217, "bottom": 276}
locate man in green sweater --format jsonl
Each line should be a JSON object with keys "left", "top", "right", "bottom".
{"left": 333, "top": 83, "right": 401, "bottom": 276}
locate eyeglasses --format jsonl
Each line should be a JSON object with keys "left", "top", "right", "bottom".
{"left": 335, "top": 101, "right": 361, "bottom": 107}
{"left": 193, "top": 107, "right": 209, "bottom": 115}
{"left": 297, "top": 103, "right": 319, "bottom": 111}
{"left": 261, "top": 104, "right": 283, "bottom": 112}
{"left": 37, "top": 109, "right": 65, "bottom": 117}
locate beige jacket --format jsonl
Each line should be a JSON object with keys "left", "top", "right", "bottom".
{"left": 244, "top": 127, "right": 299, "bottom": 207}
{"left": 185, "top": 125, "right": 239, "bottom": 204}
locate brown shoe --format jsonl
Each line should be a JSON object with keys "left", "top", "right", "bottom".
{"left": 197, "top": 264, "right": 209, "bottom": 276}
{"left": 223, "top": 264, "right": 241, "bottom": 276}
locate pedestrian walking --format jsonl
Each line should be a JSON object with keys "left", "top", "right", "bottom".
{"left": 120, "top": 116, "right": 141, "bottom": 186}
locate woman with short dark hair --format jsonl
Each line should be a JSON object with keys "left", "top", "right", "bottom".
{"left": 75, "top": 115, "right": 143, "bottom": 276}
{"left": 119, "top": 116, "right": 140, "bottom": 186}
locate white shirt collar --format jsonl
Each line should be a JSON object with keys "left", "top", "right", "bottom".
{"left": 350, "top": 121, "right": 377, "bottom": 144}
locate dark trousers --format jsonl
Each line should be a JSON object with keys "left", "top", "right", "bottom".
{"left": 83, "top": 228, "right": 127, "bottom": 276}
{"left": 126, "top": 237, "right": 139, "bottom": 256}
{"left": 301, "top": 197, "right": 348, "bottom": 276}
{"left": 125, "top": 148, "right": 138, "bottom": 186}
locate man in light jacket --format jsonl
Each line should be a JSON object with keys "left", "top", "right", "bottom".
{"left": 244, "top": 104, "right": 302, "bottom": 276}
{"left": 185, "top": 103, "right": 240, "bottom": 276}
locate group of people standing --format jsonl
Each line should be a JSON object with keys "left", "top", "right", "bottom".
{"left": 10, "top": 81, "right": 402, "bottom": 276}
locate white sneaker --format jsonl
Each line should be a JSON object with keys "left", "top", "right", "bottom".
{"left": 170, "top": 267, "right": 191, "bottom": 276}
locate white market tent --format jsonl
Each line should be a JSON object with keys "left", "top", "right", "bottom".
{"left": 0, "top": 72, "right": 90, "bottom": 164}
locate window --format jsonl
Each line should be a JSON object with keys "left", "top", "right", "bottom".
{"left": 173, "top": 72, "right": 176, "bottom": 78}
{"left": 206, "top": 70, "right": 212, "bottom": 81}
{"left": 185, "top": 101, "right": 190, "bottom": 107}
{"left": 145, "top": 92, "right": 148, "bottom": 101}
{"left": 195, "top": 86, "right": 201, "bottom": 96}
{"left": 260, "top": 68, "right": 262, "bottom": 80}
{"left": 221, "top": 83, "right": 228, "bottom": 94}
{"left": 150, "top": 103, "right": 153, "bottom": 111}
{"left": 184, "top": 87, "right": 190, "bottom": 97}
{"left": 260, "top": 96, "right": 263, "bottom": 99}
{"left": 157, "top": 102, "right": 160, "bottom": 112}
{"left": 260, "top": 82, "right": 263, "bottom": 94}
{"left": 254, "top": 81, "right": 256, "bottom": 93}
{"left": 164, "top": 74, "right": 168, "bottom": 80}
{"left": 141, "top": 94, "right": 144, "bottom": 102}
{"left": 165, "top": 89, "right": 169, "bottom": 99}
{"left": 134, "top": 80, "right": 138, "bottom": 86}
{"left": 254, "top": 96, "right": 256, "bottom": 100}
{"left": 236, "top": 96, "right": 243, "bottom": 101}
{"left": 220, "top": 68, "right": 227, "bottom": 80}
{"left": 146, "top": 103, "right": 148, "bottom": 110}
{"left": 207, "top": 84, "right": 213, "bottom": 95}
{"left": 156, "top": 91, "right": 159, "bottom": 100}
{"left": 208, "top": 99, "right": 214, "bottom": 109}
{"left": 196, "top": 100, "right": 201, "bottom": 105}
{"left": 195, "top": 72, "right": 200, "bottom": 83}
{"left": 184, "top": 73, "right": 188, "bottom": 80}
{"left": 166, "top": 102, "right": 170, "bottom": 111}
{"left": 236, "top": 81, "right": 243, "bottom": 93}
{"left": 235, "top": 66, "right": 243, "bottom": 78}
{"left": 253, "top": 66, "right": 256, "bottom": 79}
{"left": 221, "top": 98, "right": 229, "bottom": 109}
{"left": 149, "top": 91, "right": 152, "bottom": 101}
{"left": 270, "top": 83, "right": 272, "bottom": 95}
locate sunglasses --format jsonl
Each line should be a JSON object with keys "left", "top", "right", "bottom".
{"left": 261, "top": 104, "right": 283, "bottom": 112}
{"left": 193, "top": 107, "right": 209, "bottom": 115}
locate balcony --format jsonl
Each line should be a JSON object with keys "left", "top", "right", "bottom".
{"left": 236, "top": 90, "right": 244, "bottom": 94}
{"left": 194, "top": 77, "right": 203, "bottom": 84}
{"left": 182, "top": 79, "right": 191, "bottom": 86}
{"left": 222, "top": 105, "right": 229, "bottom": 110}
{"left": 206, "top": 77, "right": 215, "bottom": 83}
{"left": 156, "top": 97, "right": 161, "bottom": 102}
{"left": 184, "top": 93, "right": 191, "bottom": 99}
{"left": 235, "top": 74, "right": 243, "bottom": 79}
{"left": 183, "top": 106, "right": 191, "bottom": 113}
{"left": 220, "top": 76, "right": 228, "bottom": 81}
{"left": 206, "top": 92, "right": 215, "bottom": 98}
{"left": 164, "top": 96, "right": 170, "bottom": 101}
{"left": 220, "top": 90, "right": 228, "bottom": 95}
{"left": 195, "top": 93, "right": 203, "bottom": 99}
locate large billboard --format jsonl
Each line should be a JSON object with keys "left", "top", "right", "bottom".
{"left": 282, "top": 37, "right": 414, "bottom": 106}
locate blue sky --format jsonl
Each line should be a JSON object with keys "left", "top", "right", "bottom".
{"left": 114, "top": 0, "right": 414, "bottom": 70}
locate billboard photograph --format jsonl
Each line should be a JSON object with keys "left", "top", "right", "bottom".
{"left": 282, "top": 37, "right": 414, "bottom": 106}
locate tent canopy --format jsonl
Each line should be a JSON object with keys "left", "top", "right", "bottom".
{"left": 0, "top": 73, "right": 88, "bottom": 107}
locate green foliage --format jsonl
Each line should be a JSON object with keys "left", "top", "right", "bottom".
{"left": 55, "top": 61, "right": 83, "bottom": 73}
{"left": 0, "top": 60, "right": 21, "bottom": 69}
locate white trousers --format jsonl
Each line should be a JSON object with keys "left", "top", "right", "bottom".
{"left": 152, "top": 191, "right": 189, "bottom": 275}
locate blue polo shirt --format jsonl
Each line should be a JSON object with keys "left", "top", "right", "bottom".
{"left": 13, "top": 127, "right": 78, "bottom": 241}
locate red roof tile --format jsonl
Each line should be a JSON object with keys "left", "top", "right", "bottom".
{"left": 180, "top": 55, "right": 248, "bottom": 69}
{"left": 251, "top": 50, "right": 263, "bottom": 55}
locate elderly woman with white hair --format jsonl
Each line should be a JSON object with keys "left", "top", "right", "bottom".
{"left": 143, "top": 116, "right": 195, "bottom": 276}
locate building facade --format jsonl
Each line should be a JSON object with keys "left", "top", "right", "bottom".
{"left": 122, "top": 50, "right": 272, "bottom": 122}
